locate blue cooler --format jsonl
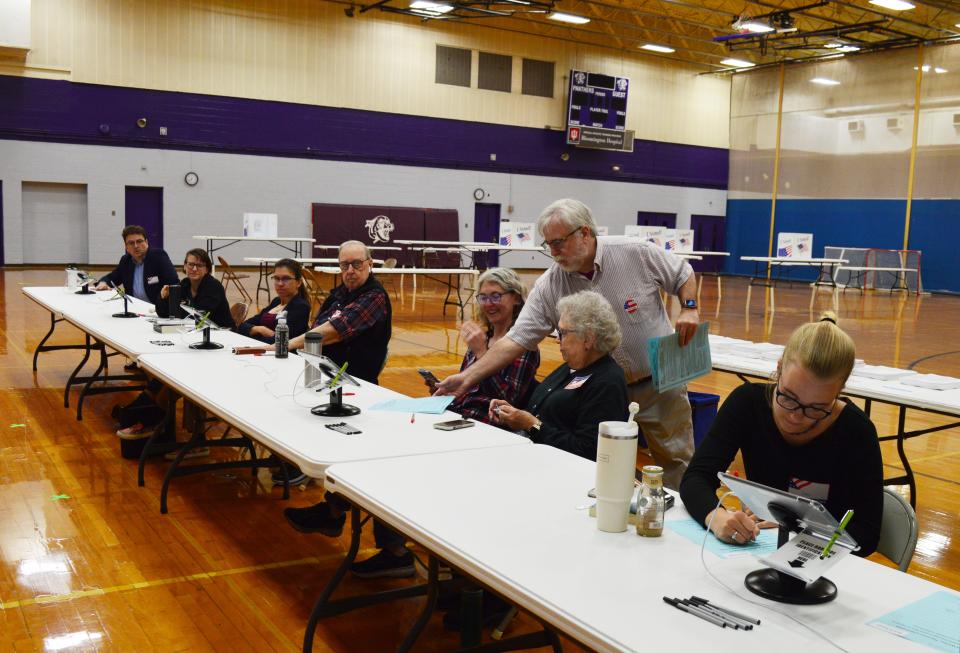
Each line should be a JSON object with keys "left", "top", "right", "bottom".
{"left": 688, "top": 391, "right": 720, "bottom": 448}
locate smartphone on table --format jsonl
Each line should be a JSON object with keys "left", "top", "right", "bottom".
{"left": 433, "top": 419, "right": 475, "bottom": 431}
{"left": 418, "top": 369, "right": 439, "bottom": 384}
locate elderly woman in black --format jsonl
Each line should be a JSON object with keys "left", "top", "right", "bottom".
{"left": 489, "top": 290, "right": 628, "bottom": 460}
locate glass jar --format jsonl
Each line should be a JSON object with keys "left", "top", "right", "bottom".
{"left": 636, "top": 465, "right": 665, "bottom": 537}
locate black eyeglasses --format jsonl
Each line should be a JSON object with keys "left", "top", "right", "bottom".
{"left": 540, "top": 227, "right": 583, "bottom": 252}
{"left": 477, "top": 292, "right": 510, "bottom": 305}
{"left": 775, "top": 386, "right": 833, "bottom": 420}
{"left": 556, "top": 327, "right": 577, "bottom": 342}
{"left": 338, "top": 259, "right": 369, "bottom": 271}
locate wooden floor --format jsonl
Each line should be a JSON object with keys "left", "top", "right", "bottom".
{"left": 1, "top": 268, "right": 958, "bottom": 652}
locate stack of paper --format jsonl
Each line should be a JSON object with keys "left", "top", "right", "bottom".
{"left": 850, "top": 365, "right": 918, "bottom": 382}
{"left": 368, "top": 396, "right": 455, "bottom": 414}
{"left": 648, "top": 322, "right": 712, "bottom": 393}
{"left": 899, "top": 374, "right": 960, "bottom": 391}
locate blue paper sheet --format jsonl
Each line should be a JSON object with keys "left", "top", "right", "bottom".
{"left": 666, "top": 517, "right": 779, "bottom": 558}
{"left": 369, "top": 396, "right": 455, "bottom": 415}
{"left": 868, "top": 591, "right": 960, "bottom": 653}
{"left": 647, "top": 322, "right": 712, "bottom": 393}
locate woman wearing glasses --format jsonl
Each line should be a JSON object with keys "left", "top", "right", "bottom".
{"left": 679, "top": 312, "right": 883, "bottom": 556}
{"left": 156, "top": 248, "right": 235, "bottom": 329}
{"left": 237, "top": 259, "right": 310, "bottom": 344}
{"left": 488, "top": 290, "right": 628, "bottom": 460}
{"left": 423, "top": 268, "right": 539, "bottom": 423}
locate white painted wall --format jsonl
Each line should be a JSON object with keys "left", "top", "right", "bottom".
{"left": 21, "top": 182, "right": 88, "bottom": 264}
{"left": 0, "top": 0, "right": 30, "bottom": 49}
{"left": 0, "top": 139, "right": 726, "bottom": 267}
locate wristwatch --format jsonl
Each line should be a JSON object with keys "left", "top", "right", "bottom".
{"left": 528, "top": 419, "right": 542, "bottom": 439}
{"left": 681, "top": 299, "right": 698, "bottom": 310}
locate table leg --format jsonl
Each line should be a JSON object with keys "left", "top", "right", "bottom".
{"left": 34, "top": 313, "right": 87, "bottom": 371}
{"left": 396, "top": 556, "right": 440, "bottom": 653}
{"left": 64, "top": 333, "right": 94, "bottom": 407}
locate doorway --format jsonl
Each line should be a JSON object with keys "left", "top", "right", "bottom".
{"left": 474, "top": 203, "right": 501, "bottom": 268}
{"left": 636, "top": 211, "right": 676, "bottom": 228}
{"left": 22, "top": 182, "right": 89, "bottom": 264}
{"left": 690, "top": 214, "right": 725, "bottom": 273}
{"left": 125, "top": 186, "right": 164, "bottom": 250}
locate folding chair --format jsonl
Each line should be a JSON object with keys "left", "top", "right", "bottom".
{"left": 877, "top": 487, "right": 918, "bottom": 572}
{"left": 217, "top": 256, "right": 254, "bottom": 306}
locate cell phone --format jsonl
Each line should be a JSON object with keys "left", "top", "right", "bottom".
{"left": 433, "top": 419, "right": 475, "bottom": 431}
{"left": 418, "top": 369, "right": 439, "bottom": 384}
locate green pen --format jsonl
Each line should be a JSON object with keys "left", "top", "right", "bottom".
{"left": 329, "top": 361, "right": 348, "bottom": 389}
{"left": 820, "top": 509, "right": 854, "bottom": 558}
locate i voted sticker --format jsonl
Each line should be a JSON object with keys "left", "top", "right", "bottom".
{"left": 565, "top": 374, "right": 592, "bottom": 390}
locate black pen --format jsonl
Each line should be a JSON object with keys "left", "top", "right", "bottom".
{"left": 679, "top": 599, "right": 742, "bottom": 629}
{"left": 663, "top": 597, "right": 727, "bottom": 628}
{"left": 691, "top": 596, "right": 761, "bottom": 625}
{"left": 686, "top": 599, "right": 753, "bottom": 630}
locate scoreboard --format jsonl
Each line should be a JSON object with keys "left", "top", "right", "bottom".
{"left": 566, "top": 70, "right": 630, "bottom": 150}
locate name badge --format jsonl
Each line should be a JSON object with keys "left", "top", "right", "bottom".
{"left": 147, "top": 276, "right": 159, "bottom": 284}
{"left": 564, "top": 374, "right": 591, "bottom": 390}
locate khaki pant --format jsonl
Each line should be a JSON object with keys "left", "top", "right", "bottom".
{"left": 627, "top": 381, "right": 695, "bottom": 491}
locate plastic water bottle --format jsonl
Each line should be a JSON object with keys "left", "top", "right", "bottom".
{"left": 304, "top": 331, "right": 323, "bottom": 388}
{"left": 274, "top": 314, "right": 289, "bottom": 359}
{"left": 636, "top": 465, "right": 665, "bottom": 537}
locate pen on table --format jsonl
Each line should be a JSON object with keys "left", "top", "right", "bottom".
{"left": 663, "top": 597, "right": 726, "bottom": 628}
{"left": 491, "top": 606, "right": 517, "bottom": 640}
{"left": 678, "top": 599, "right": 741, "bottom": 629}
{"left": 821, "top": 509, "right": 854, "bottom": 559}
{"left": 410, "top": 413, "right": 415, "bottom": 423}
{"left": 690, "top": 596, "right": 761, "bottom": 625}
{"left": 342, "top": 393, "right": 355, "bottom": 396}
{"left": 685, "top": 599, "right": 752, "bottom": 629}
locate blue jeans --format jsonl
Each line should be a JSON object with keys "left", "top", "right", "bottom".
{"left": 325, "top": 491, "right": 406, "bottom": 550}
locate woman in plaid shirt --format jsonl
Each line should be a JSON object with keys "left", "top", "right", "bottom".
{"left": 425, "top": 268, "right": 539, "bottom": 423}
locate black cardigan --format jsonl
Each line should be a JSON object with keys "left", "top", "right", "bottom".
{"left": 237, "top": 295, "right": 311, "bottom": 344}
{"left": 525, "top": 354, "right": 628, "bottom": 461}
{"left": 679, "top": 382, "right": 883, "bottom": 557}
{"left": 155, "top": 274, "right": 235, "bottom": 329}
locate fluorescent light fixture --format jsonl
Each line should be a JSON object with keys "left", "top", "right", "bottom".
{"left": 935, "top": 67, "right": 948, "bottom": 74}
{"left": 741, "top": 21, "right": 775, "bottom": 33}
{"left": 409, "top": 1, "right": 453, "bottom": 12}
{"left": 548, "top": 12, "right": 590, "bottom": 24}
{"left": 914, "top": 65, "right": 931, "bottom": 72}
{"left": 641, "top": 44, "right": 675, "bottom": 53}
{"left": 869, "top": 0, "right": 915, "bottom": 10}
{"left": 721, "top": 58, "right": 755, "bottom": 68}
{"left": 811, "top": 77, "right": 841, "bottom": 85}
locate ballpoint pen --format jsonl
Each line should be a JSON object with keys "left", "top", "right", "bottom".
{"left": 821, "top": 509, "right": 854, "bottom": 558}
{"left": 663, "top": 597, "right": 726, "bottom": 628}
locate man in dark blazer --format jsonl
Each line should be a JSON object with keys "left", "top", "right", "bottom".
{"left": 96, "top": 225, "right": 179, "bottom": 304}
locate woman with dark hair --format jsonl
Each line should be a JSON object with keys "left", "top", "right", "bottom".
{"left": 237, "top": 259, "right": 310, "bottom": 344}
{"left": 423, "top": 267, "right": 539, "bottom": 423}
{"left": 156, "top": 248, "right": 235, "bottom": 329}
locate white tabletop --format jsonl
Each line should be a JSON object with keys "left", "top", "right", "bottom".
{"left": 194, "top": 235, "right": 315, "bottom": 243}
{"left": 243, "top": 257, "right": 385, "bottom": 266}
{"left": 741, "top": 256, "right": 848, "bottom": 265}
{"left": 314, "top": 245, "right": 403, "bottom": 252}
{"left": 136, "top": 353, "right": 527, "bottom": 477}
{"left": 686, "top": 250, "right": 731, "bottom": 256}
{"left": 313, "top": 267, "right": 478, "bottom": 276}
{"left": 327, "top": 444, "right": 955, "bottom": 653}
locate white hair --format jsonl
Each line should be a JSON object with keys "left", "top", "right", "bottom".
{"left": 536, "top": 198, "right": 598, "bottom": 238}
{"left": 557, "top": 290, "right": 622, "bottom": 354}
{"left": 339, "top": 240, "right": 372, "bottom": 260}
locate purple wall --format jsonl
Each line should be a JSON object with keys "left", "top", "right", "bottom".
{"left": 0, "top": 76, "right": 728, "bottom": 189}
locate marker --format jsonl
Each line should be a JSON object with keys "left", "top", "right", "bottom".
{"left": 679, "top": 599, "right": 741, "bottom": 629}
{"left": 687, "top": 598, "right": 753, "bottom": 629}
{"left": 342, "top": 393, "right": 356, "bottom": 396}
{"left": 821, "top": 509, "right": 854, "bottom": 559}
{"left": 663, "top": 597, "right": 726, "bottom": 628}
{"left": 410, "top": 413, "right": 415, "bottom": 423}
{"left": 690, "top": 596, "right": 760, "bottom": 625}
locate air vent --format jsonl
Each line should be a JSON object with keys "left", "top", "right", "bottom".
{"left": 847, "top": 120, "right": 864, "bottom": 133}
{"left": 886, "top": 117, "right": 902, "bottom": 131}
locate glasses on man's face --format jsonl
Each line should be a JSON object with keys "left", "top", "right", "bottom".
{"left": 184, "top": 261, "right": 206, "bottom": 270}
{"left": 272, "top": 275, "right": 295, "bottom": 284}
{"left": 477, "top": 292, "right": 509, "bottom": 305}
{"left": 775, "top": 386, "right": 833, "bottom": 420}
{"left": 540, "top": 227, "right": 582, "bottom": 252}
{"left": 339, "top": 259, "right": 368, "bottom": 271}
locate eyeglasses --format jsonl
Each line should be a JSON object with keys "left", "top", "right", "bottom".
{"left": 541, "top": 227, "right": 583, "bottom": 252}
{"left": 338, "top": 259, "right": 369, "bottom": 271}
{"left": 477, "top": 292, "right": 510, "bottom": 305}
{"left": 272, "top": 275, "right": 296, "bottom": 284}
{"left": 774, "top": 386, "right": 833, "bottom": 420}
{"left": 126, "top": 239, "right": 147, "bottom": 247}
{"left": 556, "top": 327, "right": 577, "bottom": 342}
{"left": 184, "top": 261, "right": 206, "bottom": 270}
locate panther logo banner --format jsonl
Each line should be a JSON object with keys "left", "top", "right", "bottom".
{"left": 365, "top": 215, "right": 395, "bottom": 244}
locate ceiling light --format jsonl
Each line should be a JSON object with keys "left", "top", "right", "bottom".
{"left": 935, "top": 67, "right": 948, "bottom": 74}
{"left": 838, "top": 46, "right": 860, "bottom": 53}
{"left": 914, "top": 65, "right": 931, "bottom": 72}
{"left": 811, "top": 77, "right": 841, "bottom": 85}
{"left": 824, "top": 43, "right": 842, "bottom": 48}
{"left": 869, "top": 0, "right": 915, "bottom": 10}
{"left": 548, "top": 12, "right": 590, "bottom": 24}
{"left": 409, "top": 1, "right": 453, "bottom": 12}
{"left": 721, "top": 58, "right": 755, "bottom": 68}
{"left": 641, "top": 44, "right": 675, "bottom": 53}
{"left": 741, "top": 21, "right": 775, "bottom": 33}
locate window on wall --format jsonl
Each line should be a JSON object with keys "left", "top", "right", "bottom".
{"left": 478, "top": 52, "right": 512, "bottom": 92}
{"left": 522, "top": 58, "right": 555, "bottom": 98}
{"left": 436, "top": 45, "right": 471, "bottom": 87}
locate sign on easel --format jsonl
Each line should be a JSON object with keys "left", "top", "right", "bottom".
{"left": 243, "top": 213, "right": 278, "bottom": 238}
{"left": 665, "top": 229, "right": 695, "bottom": 252}
{"left": 777, "top": 232, "right": 813, "bottom": 259}
{"left": 625, "top": 225, "right": 667, "bottom": 247}
{"left": 499, "top": 222, "right": 534, "bottom": 247}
